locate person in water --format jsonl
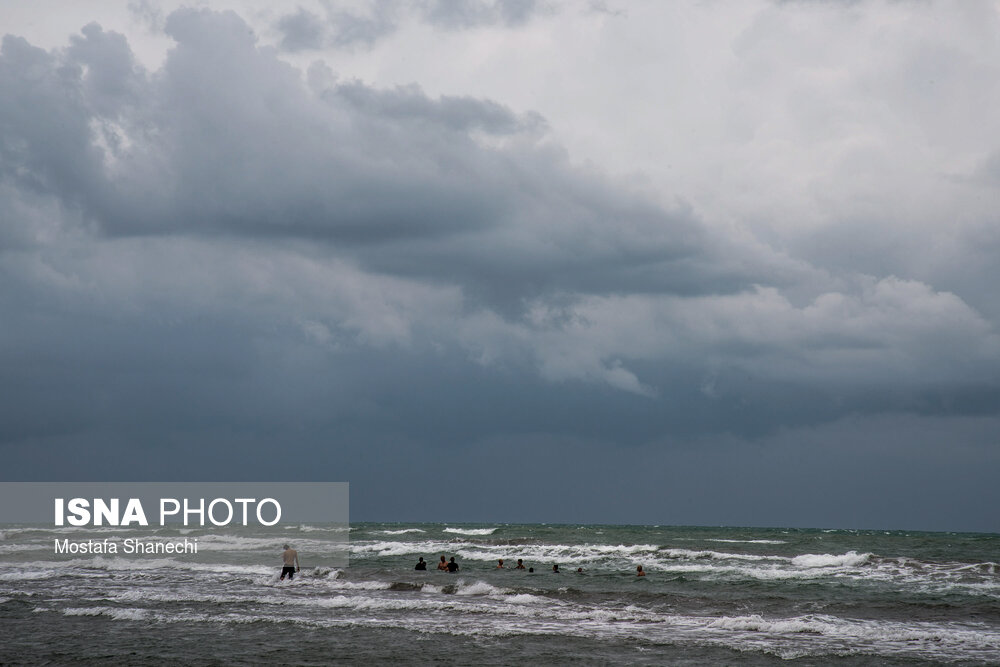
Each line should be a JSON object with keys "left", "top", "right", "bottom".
{"left": 528, "top": 567, "right": 534, "bottom": 572}
{"left": 552, "top": 564, "right": 560, "bottom": 573}
{"left": 496, "top": 559, "right": 505, "bottom": 569}
{"left": 280, "top": 544, "right": 300, "bottom": 580}
{"left": 636, "top": 565, "right": 646, "bottom": 576}
{"left": 514, "top": 559, "right": 526, "bottom": 570}
{"left": 576, "top": 567, "right": 584, "bottom": 573}
{"left": 415, "top": 557, "right": 427, "bottom": 570}
{"left": 447, "top": 557, "right": 459, "bottom": 573}
{"left": 437, "top": 555, "right": 448, "bottom": 571}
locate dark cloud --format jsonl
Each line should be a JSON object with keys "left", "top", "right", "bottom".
{"left": 328, "top": 8, "right": 399, "bottom": 48}
{"left": 0, "top": 35, "right": 105, "bottom": 207}
{"left": 276, "top": 7, "right": 327, "bottom": 51}
{"left": 274, "top": 4, "right": 400, "bottom": 51}
{"left": 1, "top": 8, "right": 998, "bottom": 530}
{"left": 2, "top": 9, "right": 761, "bottom": 310}
{"left": 333, "top": 80, "right": 546, "bottom": 134}
{"left": 272, "top": 0, "right": 545, "bottom": 52}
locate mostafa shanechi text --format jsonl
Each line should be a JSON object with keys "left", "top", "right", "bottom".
{"left": 54, "top": 537, "right": 199, "bottom": 555}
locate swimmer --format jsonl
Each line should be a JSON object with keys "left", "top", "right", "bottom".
{"left": 637, "top": 565, "right": 646, "bottom": 576}
{"left": 552, "top": 564, "right": 560, "bottom": 573}
{"left": 280, "top": 544, "right": 300, "bottom": 580}
{"left": 497, "top": 559, "right": 505, "bottom": 569}
{"left": 514, "top": 559, "right": 526, "bottom": 570}
{"left": 437, "top": 555, "right": 448, "bottom": 571}
{"left": 415, "top": 557, "right": 427, "bottom": 571}
{"left": 576, "top": 567, "right": 584, "bottom": 573}
{"left": 447, "top": 556, "right": 459, "bottom": 573}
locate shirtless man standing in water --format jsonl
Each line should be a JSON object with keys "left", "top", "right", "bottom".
{"left": 280, "top": 544, "right": 300, "bottom": 580}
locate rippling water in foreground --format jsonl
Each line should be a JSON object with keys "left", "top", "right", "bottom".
{"left": 2, "top": 523, "right": 998, "bottom": 664}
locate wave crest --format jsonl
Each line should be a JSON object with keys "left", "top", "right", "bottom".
{"left": 791, "top": 551, "right": 872, "bottom": 568}
{"left": 443, "top": 528, "right": 497, "bottom": 536}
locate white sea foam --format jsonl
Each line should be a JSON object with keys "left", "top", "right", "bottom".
{"left": 0, "top": 543, "right": 48, "bottom": 554}
{"left": 308, "top": 567, "right": 344, "bottom": 579}
{"left": 453, "top": 580, "right": 508, "bottom": 596}
{"left": 351, "top": 539, "right": 772, "bottom": 567}
{"left": 48, "top": 586, "right": 1000, "bottom": 663}
{"left": 791, "top": 551, "right": 872, "bottom": 568}
{"left": 62, "top": 606, "right": 114, "bottom": 616}
{"left": 647, "top": 554, "right": 1000, "bottom": 595}
{"left": 97, "top": 580, "right": 550, "bottom": 619}
{"left": 442, "top": 527, "right": 497, "bottom": 536}
{"left": 660, "top": 548, "right": 775, "bottom": 562}
{"left": 63, "top": 606, "right": 151, "bottom": 621}
{"left": 293, "top": 524, "right": 351, "bottom": 533}
{"left": 451, "top": 542, "right": 664, "bottom": 565}
{"left": 327, "top": 580, "right": 393, "bottom": 591}
{"left": 115, "top": 607, "right": 1000, "bottom": 662}
{"left": 0, "top": 568, "right": 67, "bottom": 581}
{"left": 25, "top": 555, "right": 274, "bottom": 576}
{"left": 352, "top": 540, "right": 456, "bottom": 557}
{"left": 702, "top": 611, "right": 1000, "bottom": 657}
{"left": 708, "top": 614, "right": 825, "bottom": 634}
{"left": 193, "top": 534, "right": 341, "bottom": 551}
{"left": 303, "top": 595, "right": 457, "bottom": 613}
{"left": 704, "top": 539, "right": 787, "bottom": 545}
{"left": 10, "top": 523, "right": 999, "bottom": 664}
{"left": 377, "top": 529, "right": 426, "bottom": 535}
{"left": 953, "top": 561, "right": 999, "bottom": 574}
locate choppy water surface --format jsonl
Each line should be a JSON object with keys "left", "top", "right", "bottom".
{"left": 1, "top": 523, "right": 998, "bottom": 664}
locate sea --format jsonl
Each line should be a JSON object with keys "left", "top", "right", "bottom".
{"left": 1, "top": 523, "right": 998, "bottom": 665}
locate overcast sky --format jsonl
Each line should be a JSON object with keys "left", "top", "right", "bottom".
{"left": 1, "top": 0, "right": 998, "bottom": 532}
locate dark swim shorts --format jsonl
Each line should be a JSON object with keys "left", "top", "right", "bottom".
{"left": 281, "top": 566, "right": 296, "bottom": 579}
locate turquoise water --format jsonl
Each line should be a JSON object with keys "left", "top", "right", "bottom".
{"left": 1, "top": 523, "right": 998, "bottom": 664}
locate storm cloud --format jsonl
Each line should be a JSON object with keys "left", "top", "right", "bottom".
{"left": 1, "top": 2, "right": 998, "bottom": 530}
{"left": 273, "top": 0, "right": 544, "bottom": 52}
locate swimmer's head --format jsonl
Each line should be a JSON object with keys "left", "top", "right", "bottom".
{"left": 283, "top": 544, "right": 290, "bottom": 550}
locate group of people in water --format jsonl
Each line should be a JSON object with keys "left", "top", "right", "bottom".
{"left": 413, "top": 556, "right": 462, "bottom": 572}
{"left": 281, "top": 545, "right": 647, "bottom": 579}
{"left": 414, "top": 556, "right": 647, "bottom": 576}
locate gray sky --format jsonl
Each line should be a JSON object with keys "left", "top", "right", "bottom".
{"left": 1, "top": 0, "right": 998, "bottom": 532}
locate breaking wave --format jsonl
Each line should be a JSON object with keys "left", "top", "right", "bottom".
{"left": 376, "top": 529, "right": 426, "bottom": 535}
{"left": 791, "top": 551, "right": 873, "bottom": 568}
{"left": 443, "top": 528, "right": 497, "bottom": 536}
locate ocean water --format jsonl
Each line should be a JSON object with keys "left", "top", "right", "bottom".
{"left": 1, "top": 523, "right": 998, "bottom": 665}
